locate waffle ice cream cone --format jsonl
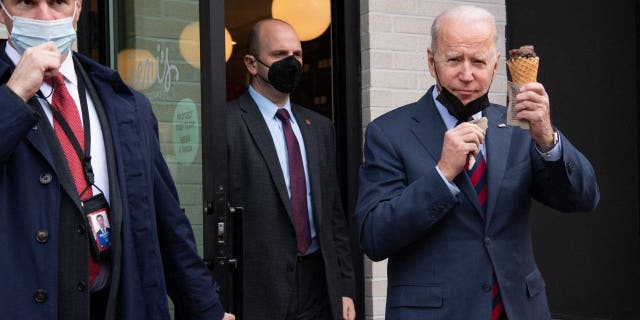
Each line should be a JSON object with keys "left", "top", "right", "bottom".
{"left": 506, "top": 45, "right": 539, "bottom": 129}
{"left": 506, "top": 45, "right": 539, "bottom": 84}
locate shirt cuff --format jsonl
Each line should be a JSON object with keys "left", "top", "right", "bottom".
{"left": 535, "top": 134, "right": 562, "bottom": 161}
{"left": 436, "top": 166, "right": 460, "bottom": 196}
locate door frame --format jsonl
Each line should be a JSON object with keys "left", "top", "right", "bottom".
{"left": 81, "top": 0, "right": 365, "bottom": 316}
{"left": 201, "top": 1, "right": 364, "bottom": 315}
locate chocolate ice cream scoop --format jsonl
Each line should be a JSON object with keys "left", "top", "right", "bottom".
{"left": 508, "top": 45, "right": 537, "bottom": 59}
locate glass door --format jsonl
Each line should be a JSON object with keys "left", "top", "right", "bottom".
{"left": 101, "top": 0, "right": 363, "bottom": 318}
{"left": 112, "top": 0, "right": 207, "bottom": 253}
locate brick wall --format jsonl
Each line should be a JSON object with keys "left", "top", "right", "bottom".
{"left": 360, "top": 1, "right": 506, "bottom": 318}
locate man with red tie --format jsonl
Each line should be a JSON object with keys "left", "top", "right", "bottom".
{"left": 0, "top": 0, "right": 232, "bottom": 319}
{"left": 356, "top": 5, "right": 599, "bottom": 320}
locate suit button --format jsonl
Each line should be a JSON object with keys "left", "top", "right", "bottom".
{"left": 77, "top": 281, "right": 87, "bottom": 292}
{"left": 482, "top": 284, "right": 491, "bottom": 292}
{"left": 77, "top": 224, "right": 86, "bottom": 235}
{"left": 39, "top": 173, "right": 52, "bottom": 185}
{"left": 483, "top": 237, "right": 491, "bottom": 246}
{"left": 287, "top": 265, "right": 295, "bottom": 272}
{"left": 35, "top": 231, "right": 49, "bottom": 243}
{"left": 33, "top": 289, "right": 47, "bottom": 303}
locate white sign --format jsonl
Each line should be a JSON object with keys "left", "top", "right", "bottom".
{"left": 172, "top": 99, "right": 200, "bottom": 164}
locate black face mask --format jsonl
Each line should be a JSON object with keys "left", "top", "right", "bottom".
{"left": 255, "top": 55, "right": 302, "bottom": 94}
{"left": 433, "top": 64, "right": 492, "bottom": 122}
{"left": 436, "top": 86, "right": 490, "bottom": 122}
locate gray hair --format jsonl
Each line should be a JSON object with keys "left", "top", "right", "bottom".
{"left": 430, "top": 5, "right": 498, "bottom": 54}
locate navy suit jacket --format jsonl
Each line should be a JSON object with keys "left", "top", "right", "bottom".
{"left": 0, "top": 50, "right": 224, "bottom": 319}
{"left": 356, "top": 87, "right": 599, "bottom": 320}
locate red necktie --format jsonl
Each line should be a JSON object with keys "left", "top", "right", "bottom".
{"left": 48, "top": 73, "right": 100, "bottom": 283}
{"left": 468, "top": 150, "right": 505, "bottom": 319}
{"left": 275, "top": 109, "right": 312, "bottom": 255}
{"left": 468, "top": 151, "right": 487, "bottom": 217}
{"left": 457, "top": 119, "right": 505, "bottom": 319}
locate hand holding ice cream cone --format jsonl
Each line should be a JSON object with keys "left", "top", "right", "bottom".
{"left": 506, "top": 45, "right": 541, "bottom": 130}
{"left": 506, "top": 45, "right": 556, "bottom": 150}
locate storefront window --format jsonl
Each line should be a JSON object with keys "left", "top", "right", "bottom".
{"left": 114, "top": 0, "right": 205, "bottom": 252}
{"left": 111, "top": 0, "right": 333, "bottom": 256}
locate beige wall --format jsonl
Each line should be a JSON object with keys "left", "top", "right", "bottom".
{"left": 360, "top": 1, "right": 506, "bottom": 318}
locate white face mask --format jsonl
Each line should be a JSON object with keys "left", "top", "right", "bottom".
{"left": 0, "top": 1, "right": 78, "bottom": 55}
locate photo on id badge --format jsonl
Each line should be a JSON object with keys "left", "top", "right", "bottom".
{"left": 89, "top": 210, "right": 112, "bottom": 251}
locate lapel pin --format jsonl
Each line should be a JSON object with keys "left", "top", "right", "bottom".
{"left": 498, "top": 123, "right": 506, "bottom": 128}
{"left": 305, "top": 119, "right": 312, "bottom": 126}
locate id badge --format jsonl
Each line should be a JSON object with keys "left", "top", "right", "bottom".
{"left": 83, "top": 193, "right": 112, "bottom": 254}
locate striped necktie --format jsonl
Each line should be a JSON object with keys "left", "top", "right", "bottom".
{"left": 468, "top": 151, "right": 487, "bottom": 217}
{"left": 467, "top": 143, "right": 506, "bottom": 320}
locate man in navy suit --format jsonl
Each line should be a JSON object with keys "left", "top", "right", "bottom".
{"left": 0, "top": 0, "right": 233, "bottom": 319}
{"left": 356, "top": 5, "right": 599, "bottom": 320}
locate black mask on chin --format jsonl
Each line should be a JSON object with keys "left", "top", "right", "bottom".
{"left": 436, "top": 86, "right": 490, "bottom": 122}
{"left": 255, "top": 55, "right": 302, "bottom": 94}
{"left": 433, "top": 64, "right": 492, "bottom": 122}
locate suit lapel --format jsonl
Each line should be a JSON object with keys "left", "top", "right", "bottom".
{"left": 0, "top": 44, "right": 56, "bottom": 175}
{"left": 33, "top": 103, "right": 84, "bottom": 210}
{"left": 409, "top": 91, "right": 447, "bottom": 164}
{"left": 25, "top": 98, "right": 57, "bottom": 172}
{"left": 410, "top": 89, "right": 483, "bottom": 218}
{"left": 484, "top": 105, "right": 512, "bottom": 224}
{"left": 239, "top": 94, "right": 293, "bottom": 221}
{"left": 293, "top": 106, "right": 323, "bottom": 230}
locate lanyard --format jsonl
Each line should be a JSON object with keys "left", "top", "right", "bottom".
{"left": 39, "top": 66, "right": 95, "bottom": 188}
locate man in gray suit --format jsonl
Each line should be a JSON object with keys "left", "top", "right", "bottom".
{"left": 226, "top": 19, "right": 356, "bottom": 320}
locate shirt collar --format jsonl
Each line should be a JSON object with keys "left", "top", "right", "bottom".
{"left": 432, "top": 86, "right": 482, "bottom": 129}
{"left": 5, "top": 43, "right": 77, "bottom": 87}
{"left": 248, "top": 85, "right": 295, "bottom": 124}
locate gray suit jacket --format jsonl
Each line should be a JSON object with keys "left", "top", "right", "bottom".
{"left": 227, "top": 92, "right": 355, "bottom": 320}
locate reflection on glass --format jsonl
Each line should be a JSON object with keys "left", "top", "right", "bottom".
{"left": 271, "top": 0, "right": 331, "bottom": 41}
{"left": 115, "top": 0, "right": 205, "bottom": 252}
